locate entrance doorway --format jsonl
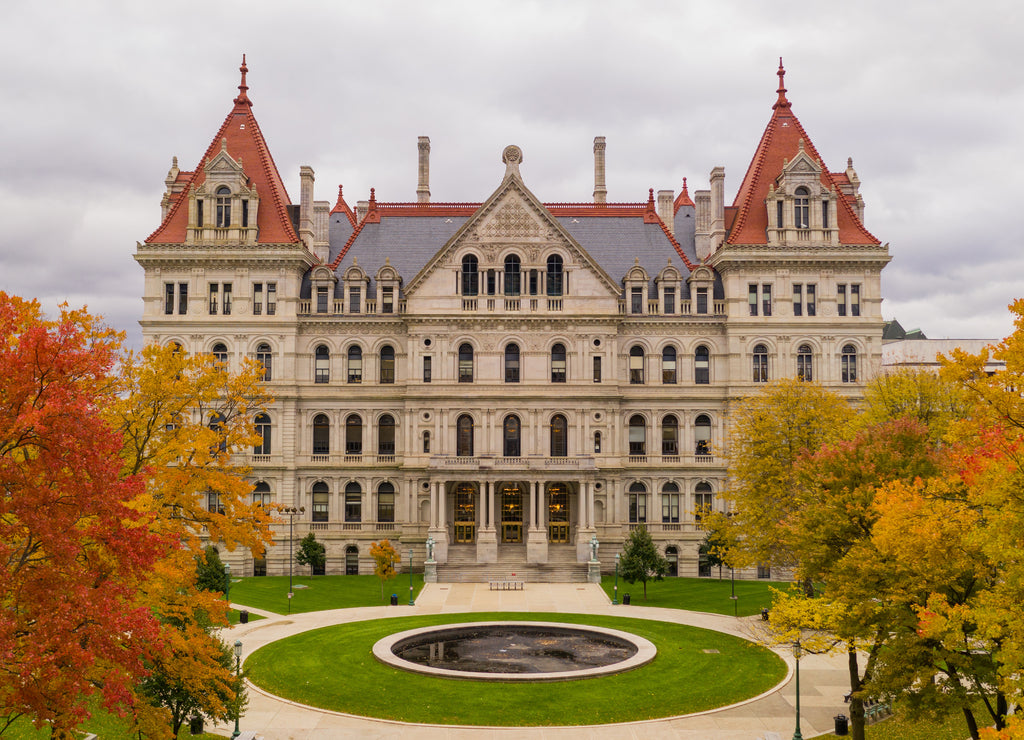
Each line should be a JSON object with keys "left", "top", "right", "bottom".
{"left": 345, "top": 546, "right": 358, "bottom": 575}
{"left": 666, "top": 546, "right": 678, "bottom": 577}
{"left": 548, "top": 484, "right": 570, "bottom": 543}
{"left": 501, "top": 484, "right": 523, "bottom": 543}
{"left": 454, "top": 483, "right": 476, "bottom": 543}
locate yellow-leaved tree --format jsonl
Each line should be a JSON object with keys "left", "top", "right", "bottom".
{"left": 370, "top": 540, "right": 400, "bottom": 600}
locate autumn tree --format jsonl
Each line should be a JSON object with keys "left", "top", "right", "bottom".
{"left": 0, "top": 293, "right": 166, "bottom": 737}
{"left": 295, "top": 532, "right": 326, "bottom": 575}
{"left": 618, "top": 525, "right": 669, "bottom": 600}
{"left": 370, "top": 540, "right": 400, "bottom": 599}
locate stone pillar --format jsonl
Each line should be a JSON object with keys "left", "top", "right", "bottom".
{"left": 417, "top": 136, "right": 431, "bottom": 203}
{"left": 527, "top": 480, "right": 548, "bottom": 564}
{"left": 710, "top": 166, "right": 726, "bottom": 251}
{"left": 429, "top": 481, "right": 448, "bottom": 564}
{"left": 477, "top": 480, "right": 497, "bottom": 563}
{"left": 657, "top": 189, "right": 674, "bottom": 233}
{"left": 593, "top": 136, "right": 607, "bottom": 204}
{"left": 577, "top": 481, "right": 597, "bottom": 562}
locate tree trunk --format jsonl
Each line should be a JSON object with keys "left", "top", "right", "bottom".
{"left": 996, "top": 692, "right": 1007, "bottom": 730}
{"left": 847, "top": 647, "right": 866, "bottom": 740}
{"left": 962, "top": 706, "right": 980, "bottom": 740}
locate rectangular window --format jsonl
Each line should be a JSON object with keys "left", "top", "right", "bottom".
{"left": 762, "top": 284, "right": 772, "bottom": 317}
{"left": 822, "top": 199, "right": 829, "bottom": 229}
{"left": 838, "top": 284, "right": 847, "bottom": 317}
{"left": 345, "top": 493, "right": 361, "bottom": 522}
{"left": 631, "top": 287, "right": 643, "bottom": 314}
{"left": 663, "top": 287, "right": 675, "bottom": 314}
{"left": 382, "top": 286, "right": 393, "bottom": 314}
{"left": 748, "top": 284, "right": 758, "bottom": 316}
{"left": 196, "top": 200, "right": 204, "bottom": 227}
{"left": 793, "top": 284, "right": 802, "bottom": 316}
{"left": 253, "top": 283, "right": 263, "bottom": 315}
{"left": 164, "top": 283, "right": 175, "bottom": 315}
{"left": 807, "top": 284, "right": 816, "bottom": 316}
{"left": 593, "top": 356, "right": 602, "bottom": 383}
{"left": 423, "top": 355, "right": 432, "bottom": 383}
{"left": 662, "top": 494, "right": 679, "bottom": 524}
{"left": 377, "top": 492, "right": 395, "bottom": 523}
{"left": 178, "top": 283, "right": 188, "bottom": 315}
{"left": 529, "top": 270, "right": 538, "bottom": 295}
{"left": 207, "top": 492, "right": 223, "bottom": 515}
{"left": 851, "top": 284, "right": 861, "bottom": 317}
{"left": 316, "top": 287, "right": 329, "bottom": 314}
{"left": 757, "top": 565, "right": 771, "bottom": 579}
{"left": 629, "top": 494, "right": 647, "bottom": 523}
{"left": 222, "top": 283, "right": 232, "bottom": 315}
{"left": 696, "top": 288, "right": 708, "bottom": 315}
{"left": 241, "top": 199, "right": 249, "bottom": 228}
{"left": 694, "top": 493, "right": 713, "bottom": 521}
{"left": 349, "top": 287, "right": 361, "bottom": 314}
{"left": 776, "top": 200, "right": 783, "bottom": 229}
{"left": 266, "top": 282, "right": 276, "bottom": 315}
{"left": 486, "top": 270, "right": 496, "bottom": 295}
{"left": 312, "top": 492, "right": 328, "bottom": 523}
{"left": 208, "top": 284, "right": 219, "bottom": 315}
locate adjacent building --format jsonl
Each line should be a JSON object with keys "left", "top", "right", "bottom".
{"left": 135, "top": 58, "right": 891, "bottom": 580}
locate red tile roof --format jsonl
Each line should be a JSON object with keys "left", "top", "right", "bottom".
{"left": 146, "top": 57, "right": 298, "bottom": 245}
{"left": 726, "top": 61, "right": 878, "bottom": 246}
{"left": 331, "top": 185, "right": 357, "bottom": 225}
{"left": 673, "top": 178, "right": 694, "bottom": 211}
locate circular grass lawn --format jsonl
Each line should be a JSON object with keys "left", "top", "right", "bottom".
{"left": 245, "top": 612, "right": 786, "bottom": 726}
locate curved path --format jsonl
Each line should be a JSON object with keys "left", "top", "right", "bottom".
{"left": 214, "top": 583, "right": 850, "bottom": 739}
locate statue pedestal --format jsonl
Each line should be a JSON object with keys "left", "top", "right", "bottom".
{"left": 476, "top": 529, "right": 497, "bottom": 563}
{"left": 527, "top": 527, "right": 548, "bottom": 564}
{"left": 588, "top": 560, "right": 602, "bottom": 584}
{"left": 424, "top": 560, "right": 438, "bottom": 583}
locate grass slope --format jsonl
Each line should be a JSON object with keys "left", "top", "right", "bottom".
{"left": 600, "top": 575, "right": 792, "bottom": 616}
{"left": 245, "top": 612, "right": 786, "bottom": 726}
{"left": 229, "top": 573, "right": 424, "bottom": 614}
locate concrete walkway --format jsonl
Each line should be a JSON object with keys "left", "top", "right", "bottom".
{"left": 214, "top": 583, "right": 850, "bottom": 739}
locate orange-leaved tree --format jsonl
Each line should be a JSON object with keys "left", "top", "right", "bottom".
{"left": 0, "top": 293, "right": 167, "bottom": 738}
{"left": 370, "top": 540, "right": 400, "bottom": 599}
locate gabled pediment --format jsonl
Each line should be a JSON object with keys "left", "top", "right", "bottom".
{"left": 404, "top": 146, "right": 621, "bottom": 296}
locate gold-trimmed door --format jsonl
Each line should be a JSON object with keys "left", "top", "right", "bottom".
{"left": 548, "top": 483, "right": 570, "bottom": 543}
{"left": 501, "top": 484, "right": 523, "bottom": 543}
{"left": 454, "top": 483, "right": 476, "bottom": 543}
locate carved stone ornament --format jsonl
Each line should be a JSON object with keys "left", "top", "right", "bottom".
{"left": 480, "top": 199, "right": 543, "bottom": 239}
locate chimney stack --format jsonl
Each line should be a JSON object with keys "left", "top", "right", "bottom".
{"left": 657, "top": 190, "right": 674, "bottom": 233}
{"left": 593, "top": 136, "right": 607, "bottom": 204}
{"left": 299, "top": 166, "right": 316, "bottom": 251}
{"left": 710, "top": 166, "right": 726, "bottom": 251}
{"left": 417, "top": 136, "right": 431, "bottom": 203}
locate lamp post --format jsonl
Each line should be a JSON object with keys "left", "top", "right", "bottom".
{"left": 281, "top": 506, "right": 304, "bottom": 614}
{"left": 231, "top": 639, "right": 242, "bottom": 739}
{"left": 792, "top": 640, "right": 803, "bottom": 740}
{"left": 613, "top": 553, "right": 620, "bottom": 605}
{"left": 408, "top": 548, "right": 415, "bottom": 605}
{"left": 730, "top": 565, "right": 738, "bottom": 617}
{"left": 224, "top": 563, "right": 231, "bottom": 605}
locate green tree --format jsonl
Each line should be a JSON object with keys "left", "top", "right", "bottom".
{"left": 618, "top": 525, "right": 669, "bottom": 600}
{"left": 195, "top": 546, "right": 227, "bottom": 593}
{"left": 295, "top": 532, "right": 326, "bottom": 576}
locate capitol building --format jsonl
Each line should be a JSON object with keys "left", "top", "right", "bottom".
{"left": 135, "top": 59, "right": 889, "bottom": 581}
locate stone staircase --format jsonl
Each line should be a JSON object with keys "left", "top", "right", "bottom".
{"left": 436, "top": 544, "right": 589, "bottom": 583}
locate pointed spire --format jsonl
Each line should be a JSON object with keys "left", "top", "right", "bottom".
{"left": 647, "top": 188, "right": 655, "bottom": 210}
{"left": 334, "top": 185, "right": 346, "bottom": 210}
{"left": 773, "top": 57, "right": 790, "bottom": 110}
{"left": 234, "top": 54, "right": 251, "bottom": 106}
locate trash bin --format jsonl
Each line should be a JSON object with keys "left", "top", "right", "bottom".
{"left": 390, "top": 593, "right": 398, "bottom": 606}
{"left": 623, "top": 593, "right": 631, "bottom": 605}
{"left": 189, "top": 716, "right": 203, "bottom": 735}
{"left": 239, "top": 610, "right": 249, "bottom": 624}
{"left": 761, "top": 607, "right": 769, "bottom": 621}
{"left": 834, "top": 714, "right": 849, "bottom": 735}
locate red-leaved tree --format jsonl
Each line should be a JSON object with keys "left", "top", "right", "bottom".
{"left": 0, "top": 293, "right": 166, "bottom": 737}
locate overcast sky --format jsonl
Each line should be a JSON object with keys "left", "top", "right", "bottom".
{"left": 2, "top": 1, "right": 1021, "bottom": 348}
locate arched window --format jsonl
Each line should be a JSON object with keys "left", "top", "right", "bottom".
{"left": 377, "top": 482, "right": 395, "bottom": 523}
{"left": 378, "top": 414, "right": 395, "bottom": 456}
{"left": 504, "top": 254, "right": 521, "bottom": 296}
{"left": 794, "top": 186, "right": 809, "bottom": 229}
{"left": 503, "top": 415, "right": 521, "bottom": 457}
{"left": 661, "top": 415, "right": 678, "bottom": 456}
{"left": 311, "top": 481, "right": 329, "bottom": 523}
{"left": 458, "top": 343, "right": 473, "bottom": 383}
{"left": 753, "top": 344, "right": 768, "bottom": 383}
{"left": 312, "top": 414, "right": 330, "bottom": 455}
{"left": 216, "top": 186, "right": 231, "bottom": 228}
{"left": 797, "top": 343, "right": 813, "bottom": 382}
{"left": 546, "top": 254, "right": 564, "bottom": 296}
{"left": 695, "top": 414, "right": 712, "bottom": 455}
{"left": 344, "top": 481, "right": 362, "bottom": 522}
{"left": 254, "top": 413, "right": 272, "bottom": 455}
{"left": 380, "top": 345, "right": 395, "bottom": 384}
{"left": 461, "top": 255, "right": 479, "bottom": 296}
{"left": 695, "top": 345, "right": 710, "bottom": 385}
{"left": 315, "top": 345, "right": 330, "bottom": 383}
{"left": 841, "top": 344, "right": 858, "bottom": 383}
{"left": 694, "top": 482, "right": 714, "bottom": 522}
{"left": 628, "top": 482, "right": 647, "bottom": 523}
{"left": 212, "top": 342, "right": 228, "bottom": 366}
{"left": 504, "top": 343, "right": 520, "bottom": 383}
{"left": 456, "top": 414, "right": 474, "bottom": 457}
{"left": 662, "top": 346, "right": 677, "bottom": 384}
{"left": 551, "top": 343, "right": 567, "bottom": 383}
{"left": 256, "top": 342, "right": 272, "bottom": 381}
{"left": 252, "top": 481, "right": 272, "bottom": 507}
{"left": 346, "top": 414, "right": 363, "bottom": 455}
{"left": 629, "top": 345, "right": 645, "bottom": 384}
{"left": 628, "top": 415, "right": 646, "bottom": 456}
{"left": 550, "top": 414, "right": 568, "bottom": 457}
{"left": 661, "top": 482, "right": 680, "bottom": 523}
{"left": 345, "top": 545, "right": 359, "bottom": 574}
{"left": 347, "top": 345, "right": 362, "bottom": 383}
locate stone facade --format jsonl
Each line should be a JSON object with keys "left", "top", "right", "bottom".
{"left": 135, "top": 59, "right": 890, "bottom": 580}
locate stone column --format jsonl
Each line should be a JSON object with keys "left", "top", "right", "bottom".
{"left": 429, "top": 480, "right": 448, "bottom": 564}
{"left": 527, "top": 480, "right": 548, "bottom": 564}
{"left": 577, "top": 480, "right": 597, "bottom": 562}
{"left": 477, "top": 480, "right": 497, "bottom": 563}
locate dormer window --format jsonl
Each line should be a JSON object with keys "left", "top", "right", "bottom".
{"left": 794, "top": 187, "right": 809, "bottom": 229}
{"left": 216, "top": 187, "right": 232, "bottom": 228}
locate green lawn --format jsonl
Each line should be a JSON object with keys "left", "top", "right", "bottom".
{"left": 230, "top": 573, "right": 425, "bottom": 614}
{"left": 3, "top": 705, "right": 223, "bottom": 740}
{"left": 245, "top": 611, "right": 786, "bottom": 725}
{"left": 856, "top": 699, "right": 994, "bottom": 739}
{"left": 228, "top": 607, "right": 265, "bottom": 625}
{"left": 600, "top": 574, "right": 793, "bottom": 616}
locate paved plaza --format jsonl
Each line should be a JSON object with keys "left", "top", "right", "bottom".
{"left": 215, "top": 583, "right": 850, "bottom": 739}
